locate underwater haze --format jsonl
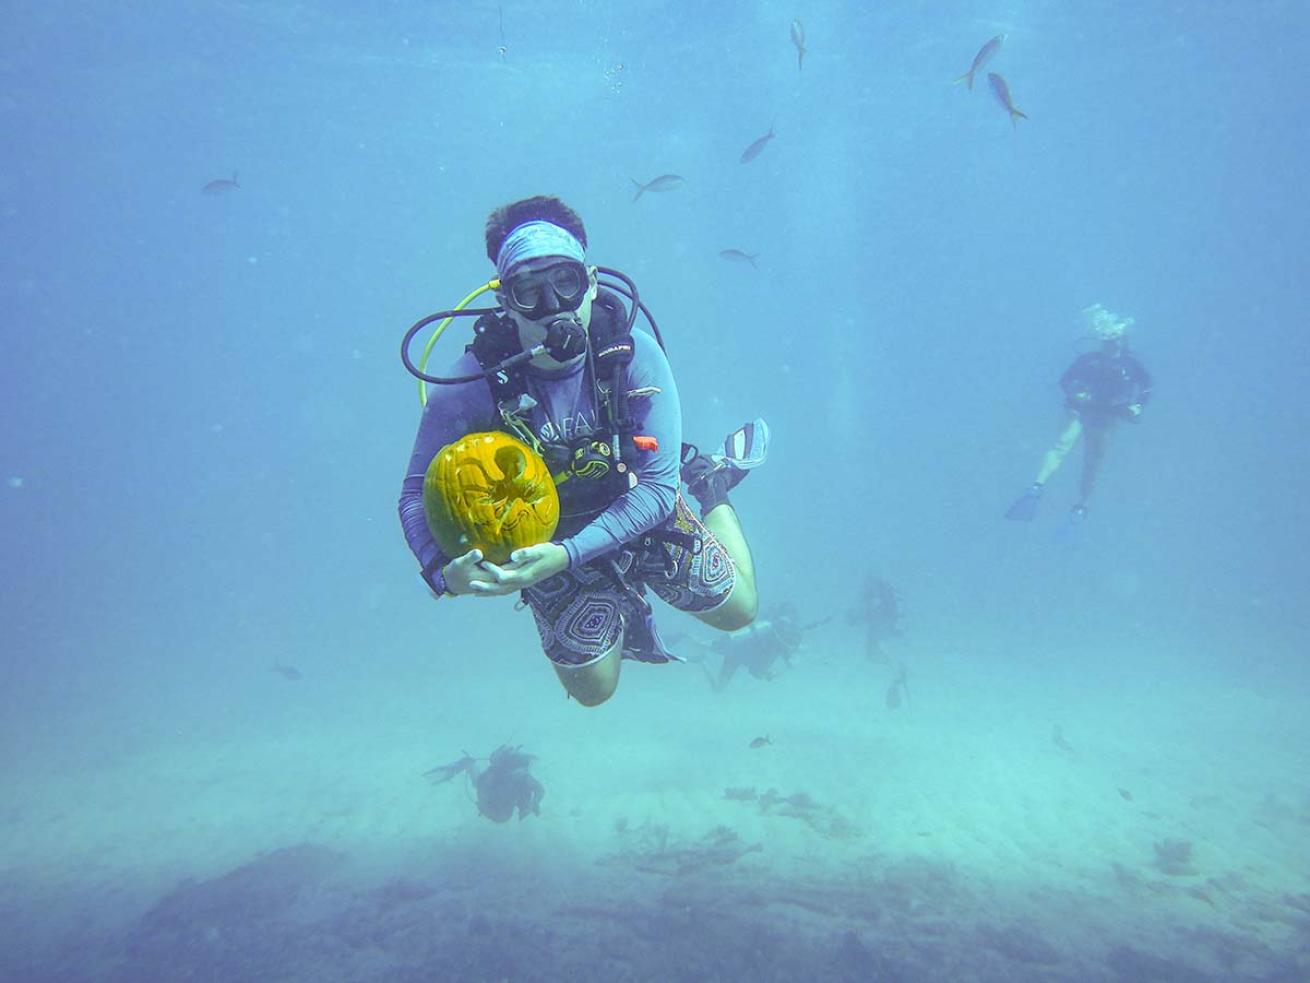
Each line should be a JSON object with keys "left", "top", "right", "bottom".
{"left": 3, "top": 1, "right": 1309, "bottom": 980}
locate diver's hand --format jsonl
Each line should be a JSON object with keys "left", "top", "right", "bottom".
{"left": 474, "top": 543, "right": 570, "bottom": 594}
{"left": 442, "top": 549, "right": 501, "bottom": 597}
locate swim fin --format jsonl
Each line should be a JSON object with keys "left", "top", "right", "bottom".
{"left": 719, "top": 417, "right": 770, "bottom": 473}
{"left": 1004, "top": 483, "right": 1043, "bottom": 521}
{"left": 681, "top": 418, "right": 770, "bottom": 516}
{"left": 1054, "top": 503, "right": 1089, "bottom": 546}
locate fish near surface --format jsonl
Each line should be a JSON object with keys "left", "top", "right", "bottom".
{"left": 202, "top": 172, "right": 240, "bottom": 194}
{"left": 739, "top": 124, "right": 775, "bottom": 163}
{"left": 955, "top": 34, "right": 1004, "bottom": 90}
{"left": 790, "top": 18, "right": 806, "bottom": 71}
{"left": 719, "top": 249, "right": 759, "bottom": 267}
{"left": 630, "top": 174, "right": 684, "bottom": 201}
{"left": 988, "top": 72, "right": 1028, "bottom": 126}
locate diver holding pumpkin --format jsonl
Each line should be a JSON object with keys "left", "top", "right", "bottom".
{"left": 398, "top": 196, "right": 767, "bottom": 706}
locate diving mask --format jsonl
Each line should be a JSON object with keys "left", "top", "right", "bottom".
{"left": 501, "top": 260, "right": 589, "bottom": 320}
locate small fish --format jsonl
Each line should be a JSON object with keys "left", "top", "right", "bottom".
{"left": 790, "top": 18, "right": 806, "bottom": 71}
{"left": 885, "top": 663, "right": 909, "bottom": 710}
{"left": 630, "top": 174, "right": 684, "bottom": 201}
{"left": 202, "top": 172, "right": 240, "bottom": 195}
{"left": 1118, "top": 787, "right": 1134, "bottom": 802}
{"left": 719, "top": 249, "right": 759, "bottom": 267}
{"left": 987, "top": 73, "right": 1028, "bottom": 127}
{"left": 749, "top": 735, "right": 772, "bottom": 749}
{"left": 954, "top": 34, "right": 1004, "bottom": 90}
{"left": 739, "top": 123, "right": 775, "bottom": 164}
{"left": 271, "top": 663, "right": 302, "bottom": 681}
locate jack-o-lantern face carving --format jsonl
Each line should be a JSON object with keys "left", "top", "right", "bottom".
{"left": 423, "top": 432, "right": 559, "bottom": 564}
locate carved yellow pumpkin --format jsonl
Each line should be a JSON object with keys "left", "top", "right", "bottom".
{"left": 423, "top": 431, "right": 559, "bottom": 564}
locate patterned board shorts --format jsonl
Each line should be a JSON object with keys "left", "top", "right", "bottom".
{"left": 523, "top": 495, "right": 736, "bottom": 667}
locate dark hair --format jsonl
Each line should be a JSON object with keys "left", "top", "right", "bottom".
{"left": 484, "top": 196, "right": 588, "bottom": 263}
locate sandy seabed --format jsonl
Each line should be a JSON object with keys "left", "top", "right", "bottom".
{"left": 2, "top": 636, "right": 1307, "bottom": 982}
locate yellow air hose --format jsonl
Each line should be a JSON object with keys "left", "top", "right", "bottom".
{"left": 418, "top": 279, "right": 499, "bottom": 406}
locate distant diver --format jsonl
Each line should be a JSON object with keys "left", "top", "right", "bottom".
{"left": 424, "top": 746, "right": 544, "bottom": 823}
{"left": 849, "top": 575, "right": 903, "bottom": 663}
{"left": 1005, "top": 304, "right": 1153, "bottom": 526}
{"left": 885, "top": 662, "right": 909, "bottom": 710}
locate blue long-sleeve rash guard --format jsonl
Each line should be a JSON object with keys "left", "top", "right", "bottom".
{"left": 398, "top": 328, "right": 681, "bottom": 588}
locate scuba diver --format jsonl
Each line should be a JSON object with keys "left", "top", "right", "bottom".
{"left": 695, "top": 602, "right": 809, "bottom": 692}
{"left": 849, "top": 574, "right": 902, "bottom": 664}
{"left": 397, "top": 196, "right": 768, "bottom": 707}
{"left": 1005, "top": 304, "right": 1153, "bottom": 524}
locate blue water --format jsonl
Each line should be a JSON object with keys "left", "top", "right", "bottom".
{"left": 3, "top": 2, "right": 1308, "bottom": 981}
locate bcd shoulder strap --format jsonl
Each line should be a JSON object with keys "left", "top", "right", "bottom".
{"left": 588, "top": 291, "right": 635, "bottom": 434}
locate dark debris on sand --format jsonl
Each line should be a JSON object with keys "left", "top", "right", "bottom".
{"left": 12, "top": 837, "right": 1304, "bottom": 983}
{"left": 719, "top": 785, "right": 863, "bottom": 840}
{"left": 599, "top": 821, "right": 763, "bottom": 877}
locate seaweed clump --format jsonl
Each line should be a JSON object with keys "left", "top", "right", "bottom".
{"left": 1152, "top": 838, "right": 1196, "bottom": 876}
